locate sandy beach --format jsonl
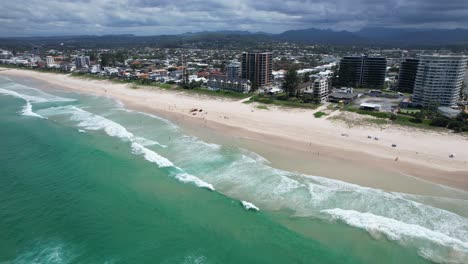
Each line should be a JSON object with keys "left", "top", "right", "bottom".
{"left": 1, "top": 68, "right": 468, "bottom": 191}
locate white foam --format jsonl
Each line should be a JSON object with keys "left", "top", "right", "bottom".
{"left": 119, "top": 108, "right": 179, "bottom": 130}
{"left": 78, "top": 129, "right": 86, "bottom": 133}
{"left": 0, "top": 88, "right": 48, "bottom": 118}
{"left": 21, "top": 101, "right": 46, "bottom": 119}
{"left": 0, "top": 87, "right": 48, "bottom": 103}
{"left": 241, "top": 201, "right": 260, "bottom": 211}
{"left": 12, "top": 240, "right": 75, "bottom": 264}
{"left": 239, "top": 148, "right": 270, "bottom": 164}
{"left": 183, "top": 255, "right": 206, "bottom": 264}
{"left": 174, "top": 173, "right": 215, "bottom": 191}
{"left": 0, "top": 86, "right": 75, "bottom": 103}
{"left": 134, "top": 137, "right": 167, "bottom": 148}
{"left": 40, "top": 105, "right": 217, "bottom": 192}
{"left": 322, "top": 208, "right": 468, "bottom": 264}
{"left": 131, "top": 142, "right": 174, "bottom": 168}
{"left": 41, "top": 106, "right": 135, "bottom": 140}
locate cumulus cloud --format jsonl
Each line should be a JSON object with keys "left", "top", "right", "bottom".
{"left": 0, "top": 0, "right": 467, "bottom": 36}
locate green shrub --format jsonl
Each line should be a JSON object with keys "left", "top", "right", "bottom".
{"left": 430, "top": 117, "right": 450, "bottom": 127}
{"left": 410, "top": 118, "right": 423, "bottom": 123}
{"left": 314, "top": 111, "right": 327, "bottom": 118}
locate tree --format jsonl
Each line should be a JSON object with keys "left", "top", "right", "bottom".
{"left": 100, "top": 53, "right": 113, "bottom": 67}
{"left": 251, "top": 81, "right": 259, "bottom": 92}
{"left": 283, "top": 68, "right": 300, "bottom": 97}
{"left": 430, "top": 117, "right": 449, "bottom": 127}
{"left": 303, "top": 74, "right": 310, "bottom": 83}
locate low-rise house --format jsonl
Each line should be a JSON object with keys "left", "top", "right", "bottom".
{"left": 207, "top": 76, "right": 251, "bottom": 93}
{"left": 328, "top": 92, "right": 359, "bottom": 104}
{"left": 104, "top": 67, "right": 119, "bottom": 75}
{"left": 360, "top": 103, "right": 381, "bottom": 111}
{"left": 90, "top": 65, "right": 101, "bottom": 74}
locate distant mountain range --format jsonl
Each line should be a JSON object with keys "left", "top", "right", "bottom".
{"left": 276, "top": 27, "right": 468, "bottom": 46}
{"left": 1, "top": 27, "right": 468, "bottom": 50}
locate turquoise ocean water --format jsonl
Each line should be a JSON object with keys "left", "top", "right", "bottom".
{"left": 1, "top": 75, "right": 468, "bottom": 263}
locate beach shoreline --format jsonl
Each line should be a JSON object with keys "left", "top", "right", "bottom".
{"left": 1, "top": 68, "right": 468, "bottom": 191}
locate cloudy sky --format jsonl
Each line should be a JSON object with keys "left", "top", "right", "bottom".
{"left": 1, "top": 0, "right": 467, "bottom": 37}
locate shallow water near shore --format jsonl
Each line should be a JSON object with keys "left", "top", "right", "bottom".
{"left": 1, "top": 75, "right": 468, "bottom": 264}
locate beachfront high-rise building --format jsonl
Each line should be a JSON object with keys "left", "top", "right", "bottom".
{"left": 397, "top": 58, "right": 420, "bottom": 93}
{"left": 338, "top": 56, "right": 362, "bottom": 88}
{"left": 226, "top": 60, "right": 241, "bottom": 79}
{"left": 241, "top": 52, "right": 273, "bottom": 88}
{"left": 339, "top": 56, "right": 387, "bottom": 88}
{"left": 361, "top": 57, "right": 387, "bottom": 88}
{"left": 32, "top": 46, "right": 40, "bottom": 56}
{"left": 413, "top": 54, "right": 468, "bottom": 107}
{"left": 45, "top": 56, "right": 56, "bottom": 67}
{"left": 75, "top": 56, "right": 90, "bottom": 69}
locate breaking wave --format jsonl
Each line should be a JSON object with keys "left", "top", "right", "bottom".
{"left": 22, "top": 101, "right": 45, "bottom": 118}
{"left": 322, "top": 208, "right": 468, "bottom": 263}
{"left": 173, "top": 173, "right": 215, "bottom": 191}
{"left": 11, "top": 240, "right": 75, "bottom": 264}
{"left": 0, "top": 84, "right": 75, "bottom": 119}
{"left": 131, "top": 142, "right": 173, "bottom": 168}
{"left": 38, "top": 105, "right": 214, "bottom": 191}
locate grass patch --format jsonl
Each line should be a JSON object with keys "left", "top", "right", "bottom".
{"left": 364, "top": 118, "right": 389, "bottom": 125}
{"left": 326, "top": 103, "right": 341, "bottom": 111}
{"left": 184, "top": 88, "right": 252, "bottom": 99}
{"left": 154, "top": 83, "right": 173, "bottom": 89}
{"left": 314, "top": 111, "right": 327, "bottom": 118}
{"left": 256, "top": 105, "right": 269, "bottom": 110}
{"left": 345, "top": 107, "right": 391, "bottom": 119}
{"left": 129, "top": 83, "right": 139, "bottom": 89}
{"left": 250, "top": 95, "right": 320, "bottom": 109}
{"left": 70, "top": 72, "right": 108, "bottom": 80}
{"left": 342, "top": 106, "right": 442, "bottom": 130}
{"left": 399, "top": 109, "right": 421, "bottom": 114}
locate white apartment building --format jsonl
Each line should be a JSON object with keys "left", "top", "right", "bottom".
{"left": 312, "top": 76, "right": 330, "bottom": 102}
{"left": 413, "top": 54, "right": 468, "bottom": 107}
{"left": 45, "top": 56, "right": 56, "bottom": 67}
{"left": 300, "top": 76, "right": 329, "bottom": 102}
{"left": 75, "top": 56, "right": 90, "bottom": 69}
{"left": 226, "top": 60, "right": 241, "bottom": 79}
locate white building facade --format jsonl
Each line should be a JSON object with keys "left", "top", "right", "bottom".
{"left": 413, "top": 55, "right": 468, "bottom": 107}
{"left": 226, "top": 60, "right": 241, "bottom": 79}
{"left": 312, "top": 77, "right": 330, "bottom": 103}
{"left": 45, "top": 56, "right": 56, "bottom": 67}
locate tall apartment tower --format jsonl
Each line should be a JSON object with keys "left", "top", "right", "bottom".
{"left": 339, "top": 56, "right": 387, "bottom": 88}
{"left": 241, "top": 52, "right": 273, "bottom": 88}
{"left": 32, "top": 46, "right": 40, "bottom": 56}
{"left": 226, "top": 60, "right": 241, "bottom": 79}
{"left": 338, "top": 56, "right": 363, "bottom": 87}
{"left": 75, "top": 56, "right": 91, "bottom": 69}
{"left": 413, "top": 54, "right": 468, "bottom": 107}
{"left": 397, "top": 58, "right": 420, "bottom": 93}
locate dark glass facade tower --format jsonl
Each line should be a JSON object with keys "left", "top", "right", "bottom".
{"left": 339, "top": 56, "right": 387, "bottom": 88}
{"left": 397, "top": 59, "right": 420, "bottom": 93}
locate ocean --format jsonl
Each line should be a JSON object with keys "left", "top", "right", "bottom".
{"left": 0, "top": 75, "right": 467, "bottom": 264}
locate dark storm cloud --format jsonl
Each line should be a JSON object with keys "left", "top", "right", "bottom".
{"left": 0, "top": 0, "right": 467, "bottom": 36}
